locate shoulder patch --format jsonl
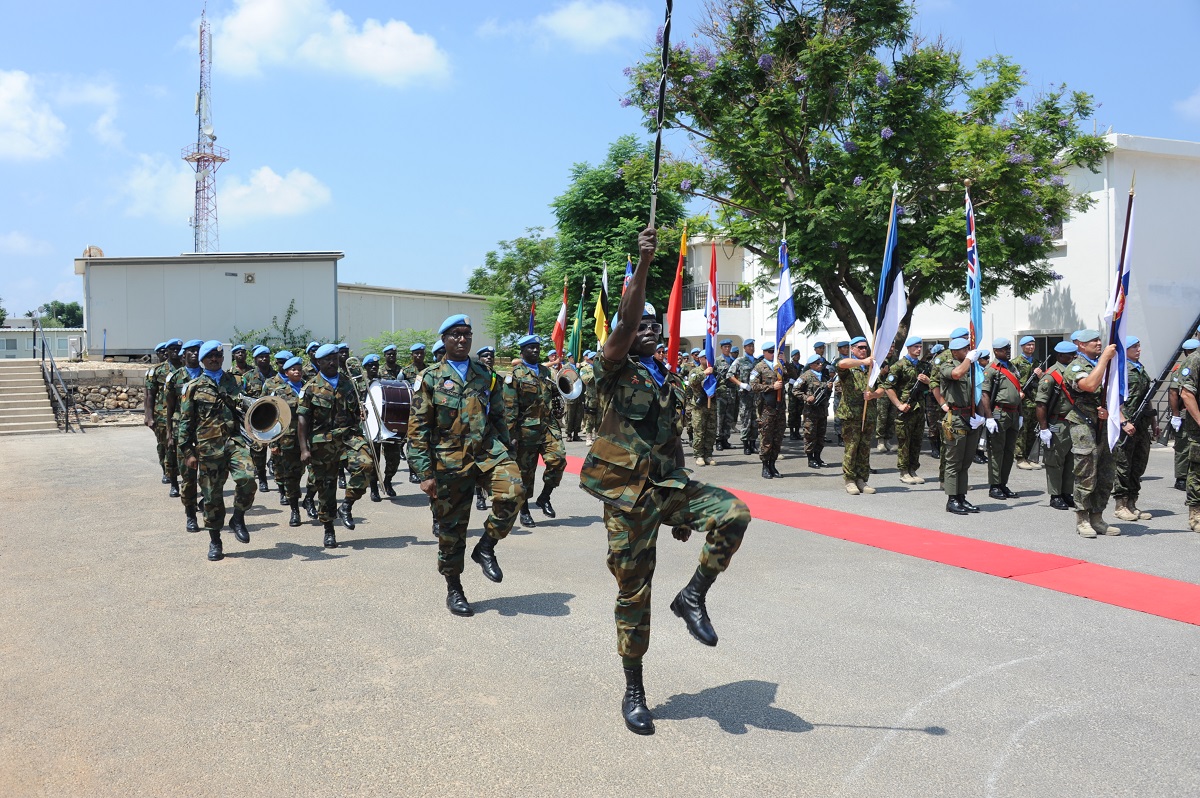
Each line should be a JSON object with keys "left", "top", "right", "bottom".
{"left": 1184, "top": 368, "right": 1192, "bottom": 376}
{"left": 887, "top": 375, "right": 895, "bottom": 382}
{"left": 443, "top": 379, "right": 456, "bottom": 390}
{"left": 505, "top": 374, "right": 513, "bottom": 384}
{"left": 1071, "top": 365, "right": 1081, "bottom": 371}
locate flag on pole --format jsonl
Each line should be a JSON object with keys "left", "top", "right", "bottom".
{"left": 568, "top": 277, "right": 586, "bottom": 362}
{"left": 665, "top": 225, "right": 687, "bottom": 371}
{"left": 868, "top": 191, "right": 905, "bottom": 387}
{"left": 622, "top": 254, "right": 634, "bottom": 296}
{"left": 527, "top": 299, "right": 536, "bottom": 336}
{"left": 775, "top": 238, "right": 797, "bottom": 359}
{"left": 965, "top": 187, "right": 985, "bottom": 401}
{"left": 593, "top": 267, "right": 609, "bottom": 347}
{"left": 551, "top": 278, "right": 568, "bottom": 357}
{"left": 703, "top": 241, "right": 720, "bottom": 395}
{"left": 1103, "top": 186, "right": 1136, "bottom": 448}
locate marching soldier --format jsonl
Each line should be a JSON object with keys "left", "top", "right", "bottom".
{"left": 687, "top": 352, "right": 717, "bottom": 466}
{"left": 408, "top": 314, "right": 523, "bottom": 617}
{"left": 581, "top": 350, "right": 599, "bottom": 445}
{"left": 503, "top": 334, "right": 567, "bottom": 526}
{"left": 1169, "top": 339, "right": 1200, "bottom": 491}
{"left": 229, "top": 343, "right": 252, "bottom": 379}
{"left": 474, "top": 345, "right": 499, "bottom": 511}
{"left": 1177, "top": 344, "right": 1200, "bottom": 531}
{"left": 836, "top": 337, "right": 886, "bottom": 494}
{"left": 144, "top": 342, "right": 170, "bottom": 482}
{"left": 979, "top": 338, "right": 1023, "bottom": 500}
{"left": 269, "top": 354, "right": 306, "bottom": 527}
{"left": 145, "top": 339, "right": 182, "bottom": 494}
{"left": 786, "top": 349, "right": 804, "bottom": 440}
{"left": 579, "top": 226, "right": 750, "bottom": 736}
{"left": 713, "top": 339, "right": 736, "bottom": 450}
{"left": 1036, "top": 341, "right": 1079, "bottom": 509}
{"left": 241, "top": 344, "right": 276, "bottom": 493}
{"left": 176, "top": 340, "right": 258, "bottom": 561}
{"left": 800, "top": 354, "right": 833, "bottom": 468}
{"left": 261, "top": 352, "right": 293, "bottom": 507}
{"left": 1113, "top": 335, "right": 1157, "bottom": 522}
{"left": 380, "top": 344, "right": 403, "bottom": 380}
{"left": 1063, "top": 330, "right": 1121, "bottom": 538}
{"left": 728, "top": 339, "right": 758, "bottom": 455}
{"left": 1014, "top": 335, "right": 1045, "bottom": 470}
{"left": 938, "top": 337, "right": 985, "bottom": 515}
{"left": 749, "top": 340, "right": 785, "bottom": 479}
{"left": 165, "top": 339, "right": 204, "bottom": 532}
{"left": 884, "top": 335, "right": 929, "bottom": 484}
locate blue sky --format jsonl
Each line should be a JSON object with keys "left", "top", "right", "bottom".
{"left": 2, "top": 0, "right": 1198, "bottom": 318}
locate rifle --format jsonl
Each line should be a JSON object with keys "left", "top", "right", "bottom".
{"left": 904, "top": 359, "right": 933, "bottom": 412}
{"left": 1021, "top": 354, "right": 1054, "bottom": 399}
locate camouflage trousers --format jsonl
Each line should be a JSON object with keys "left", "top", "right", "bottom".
{"left": 197, "top": 439, "right": 257, "bottom": 531}
{"left": 1187, "top": 435, "right": 1200, "bottom": 507}
{"left": 986, "top": 411, "right": 1019, "bottom": 487}
{"left": 154, "top": 421, "right": 176, "bottom": 479}
{"left": 1176, "top": 428, "right": 1190, "bottom": 481}
{"left": 894, "top": 409, "right": 924, "bottom": 474}
{"left": 175, "top": 437, "right": 199, "bottom": 510}
{"left": 941, "top": 414, "right": 982, "bottom": 496}
{"left": 739, "top": 392, "right": 758, "bottom": 445}
{"left": 271, "top": 444, "right": 303, "bottom": 503}
{"left": 1070, "top": 420, "right": 1115, "bottom": 513}
{"left": 1015, "top": 403, "right": 1040, "bottom": 462}
{"left": 605, "top": 479, "right": 750, "bottom": 660}
{"left": 515, "top": 429, "right": 566, "bottom": 498}
{"left": 373, "top": 440, "right": 403, "bottom": 483}
{"left": 690, "top": 402, "right": 716, "bottom": 460}
{"left": 1041, "top": 422, "right": 1074, "bottom": 497}
{"left": 832, "top": 391, "right": 843, "bottom": 438}
{"left": 758, "top": 403, "right": 784, "bottom": 462}
{"left": 718, "top": 394, "right": 737, "bottom": 441}
{"left": 583, "top": 404, "right": 598, "bottom": 437}
{"left": 804, "top": 405, "right": 828, "bottom": 458}
{"left": 566, "top": 400, "right": 585, "bottom": 438}
{"left": 434, "top": 459, "right": 522, "bottom": 577}
{"left": 788, "top": 393, "right": 803, "bottom": 434}
{"left": 875, "top": 397, "right": 896, "bottom": 444}
{"left": 1112, "top": 424, "right": 1152, "bottom": 500}
{"left": 841, "top": 407, "right": 875, "bottom": 482}
{"left": 924, "top": 400, "right": 943, "bottom": 454}
{"left": 251, "top": 444, "right": 268, "bottom": 480}
{"left": 310, "top": 435, "right": 373, "bottom": 523}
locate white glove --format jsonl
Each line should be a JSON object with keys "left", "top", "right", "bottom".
{"left": 966, "top": 349, "right": 981, "bottom": 363}
{"left": 1172, "top": 416, "right": 1183, "bottom": 431}
{"left": 740, "top": 382, "right": 750, "bottom": 392}
{"left": 969, "top": 414, "right": 986, "bottom": 430}
{"left": 984, "top": 418, "right": 998, "bottom": 434}
{"left": 1017, "top": 416, "right": 1024, "bottom": 430}
{"left": 1039, "top": 428, "right": 1052, "bottom": 446}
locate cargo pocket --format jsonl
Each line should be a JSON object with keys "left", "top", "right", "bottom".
{"left": 579, "top": 435, "right": 648, "bottom": 511}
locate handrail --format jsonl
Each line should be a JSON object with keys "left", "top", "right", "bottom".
{"left": 30, "top": 314, "right": 84, "bottom": 433}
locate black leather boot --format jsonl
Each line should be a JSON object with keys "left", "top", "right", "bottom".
{"left": 1064, "top": 494, "right": 1077, "bottom": 509}
{"left": 288, "top": 501, "right": 302, "bottom": 527}
{"left": 769, "top": 458, "right": 782, "bottom": 478}
{"left": 169, "top": 478, "right": 180, "bottom": 498}
{"left": 621, "top": 665, "right": 655, "bottom": 735}
{"left": 207, "top": 529, "right": 223, "bottom": 561}
{"left": 670, "top": 568, "right": 718, "bottom": 646}
{"left": 323, "top": 521, "right": 337, "bottom": 549}
{"left": 946, "top": 496, "right": 969, "bottom": 515}
{"left": 185, "top": 506, "right": 199, "bottom": 533}
{"left": 446, "top": 575, "right": 473, "bottom": 617}
{"left": 534, "top": 489, "right": 556, "bottom": 518}
{"left": 744, "top": 440, "right": 753, "bottom": 455}
{"left": 988, "top": 485, "right": 1007, "bottom": 500}
{"left": 337, "top": 500, "right": 356, "bottom": 530}
{"left": 790, "top": 429, "right": 800, "bottom": 440}
{"left": 475, "top": 487, "right": 488, "bottom": 511}
{"left": 369, "top": 479, "right": 382, "bottom": 503}
{"left": 303, "top": 488, "right": 317, "bottom": 519}
{"left": 761, "top": 463, "right": 773, "bottom": 479}
{"left": 161, "top": 473, "right": 170, "bottom": 484}
{"left": 384, "top": 480, "right": 397, "bottom": 498}
{"left": 471, "top": 534, "right": 503, "bottom": 583}
{"left": 519, "top": 501, "right": 536, "bottom": 527}
{"left": 1049, "top": 495, "right": 1069, "bottom": 510}
{"left": 229, "top": 510, "right": 250, "bottom": 544}
{"left": 278, "top": 485, "right": 287, "bottom": 506}
{"left": 409, "top": 470, "right": 421, "bottom": 484}
{"left": 1001, "top": 485, "right": 1018, "bottom": 499}
{"left": 960, "top": 495, "right": 980, "bottom": 513}
{"left": 807, "top": 457, "right": 820, "bottom": 469}
{"left": 338, "top": 470, "right": 346, "bottom": 489}
{"left": 257, "top": 469, "right": 269, "bottom": 493}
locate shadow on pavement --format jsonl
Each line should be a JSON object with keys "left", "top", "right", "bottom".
{"left": 470, "top": 592, "right": 574, "bottom": 617}
{"left": 340, "top": 534, "right": 437, "bottom": 550}
{"left": 227, "top": 542, "right": 348, "bottom": 562}
{"left": 653, "top": 680, "right": 813, "bottom": 734}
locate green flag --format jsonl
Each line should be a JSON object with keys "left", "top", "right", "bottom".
{"left": 568, "top": 276, "right": 586, "bottom": 362}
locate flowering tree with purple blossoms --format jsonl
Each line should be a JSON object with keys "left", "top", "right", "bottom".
{"left": 622, "top": 0, "right": 1109, "bottom": 338}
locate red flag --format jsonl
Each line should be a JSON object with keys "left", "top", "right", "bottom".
{"left": 551, "top": 278, "right": 568, "bottom": 357}
{"left": 665, "top": 226, "right": 687, "bottom": 372}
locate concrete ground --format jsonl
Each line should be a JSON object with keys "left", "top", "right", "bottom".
{"left": 2, "top": 426, "right": 1198, "bottom": 797}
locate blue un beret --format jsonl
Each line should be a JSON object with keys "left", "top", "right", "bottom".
{"left": 743, "top": 338, "right": 756, "bottom": 347}
{"left": 382, "top": 344, "right": 397, "bottom": 354}
{"left": 315, "top": 343, "right": 339, "bottom": 360}
{"left": 517, "top": 334, "right": 540, "bottom": 348}
{"left": 929, "top": 344, "right": 945, "bottom": 354}
{"left": 275, "top": 350, "right": 294, "bottom": 361}
{"left": 813, "top": 341, "right": 826, "bottom": 349}
{"left": 477, "top": 346, "right": 495, "bottom": 356}
{"left": 231, "top": 344, "right": 246, "bottom": 353}
{"left": 1055, "top": 341, "right": 1078, "bottom": 354}
{"left": 950, "top": 327, "right": 969, "bottom": 339}
{"left": 199, "top": 340, "right": 224, "bottom": 360}
{"left": 806, "top": 354, "right": 823, "bottom": 365}
{"left": 431, "top": 340, "right": 445, "bottom": 354}
{"left": 719, "top": 339, "right": 732, "bottom": 346}
{"left": 732, "top": 347, "right": 740, "bottom": 355}
{"left": 337, "top": 343, "right": 349, "bottom": 351}
{"left": 439, "top": 314, "right": 472, "bottom": 334}
{"left": 282, "top": 356, "right": 304, "bottom": 372}
{"left": 761, "top": 340, "right": 776, "bottom": 351}
{"left": 1019, "top": 335, "right": 1036, "bottom": 346}
{"left": 992, "top": 337, "right": 1011, "bottom": 349}
{"left": 361, "top": 354, "right": 380, "bottom": 366}
{"left": 182, "top": 339, "right": 203, "bottom": 350}
{"left": 1077, "top": 329, "right": 1101, "bottom": 342}
{"left": 978, "top": 349, "right": 991, "bottom": 359}
{"left": 410, "top": 343, "right": 426, "bottom": 352}
{"left": 1183, "top": 339, "right": 1200, "bottom": 351}
{"left": 166, "top": 338, "right": 183, "bottom": 348}
{"left": 252, "top": 344, "right": 270, "bottom": 357}
{"left": 837, "top": 340, "right": 850, "bottom": 347}
{"left": 1070, "top": 330, "right": 1085, "bottom": 341}
{"left": 905, "top": 335, "right": 922, "bottom": 347}
{"left": 949, "top": 337, "right": 969, "bottom": 350}
{"left": 306, "top": 341, "right": 320, "bottom": 353}
{"left": 154, "top": 342, "right": 167, "bottom": 352}
{"left": 849, "top": 336, "right": 867, "bottom": 346}
{"left": 690, "top": 347, "right": 701, "bottom": 355}
{"left": 1125, "top": 335, "right": 1140, "bottom": 348}
{"left": 547, "top": 348, "right": 558, "bottom": 357}
{"left": 642, "top": 303, "right": 656, "bottom": 318}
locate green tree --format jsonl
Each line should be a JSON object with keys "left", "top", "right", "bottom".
{"left": 34, "top": 300, "right": 83, "bottom": 328}
{"left": 467, "top": 229, "right": 557, "bottom": 352}
{"left": 358, "top": 328, "right": 436, "bottom": 361}
{"left": 232, "top": 299, "right": 314, "bottom": 355}
{"left": 0, "top": 296, "right": 6, "bottom": 327}
{"left": 623, "top": 0, "right": 1109, "bottom": 338}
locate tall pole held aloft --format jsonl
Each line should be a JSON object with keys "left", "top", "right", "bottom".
{"left": 648, "top": 0, "right": 674, "bottom": 229}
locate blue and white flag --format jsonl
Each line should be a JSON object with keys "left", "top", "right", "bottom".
{"left": 704, "top": 241, "right": 719, "bottom": 373}
{"left": 775, "top": 239, "right": 797, "bottom": 353}
{"left": 1103, "top": 189, "right": 1135, "bottom": 448}
{"left": 966, "top": 188, "right": 985, "bottom": 402}
{"left": 868, "top": 190, "right": 905, "bottom": 387}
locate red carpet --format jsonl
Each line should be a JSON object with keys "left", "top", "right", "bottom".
{"left": 562, "top": 455, "right": 1200, "bottom": 626}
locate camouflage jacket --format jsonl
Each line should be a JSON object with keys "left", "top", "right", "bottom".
{"left": 380, "top": 361, "right": 403, "bottom": 380}
{"left": 268, "top": 376, "right": 303, "bottom": 449}
{"left": 407, "top": 359, "right": 509, "bottom": 480}
{"left": 148, "top": 361, "right": 173, "bottom": 421}
{"left": 1063, "top": 354, "right": 1103, "bottom": 426}
{"left": 927, "top": 350, "right": 953, "bottom": 395}
{"left": 981, "top": 360, "right": 1024, "bottom": 411}
{"left": 166, "top": 366, "right": 202, "bottom": 425}
{"left": 713, "top": 355, "right": 735, "bottom": 397}
{"left": 343, "top": 358, "right": 363, "bottom": 380}
{"left": 799, "top": 368, "right": 832, "bottom": 408}
{"left": 885, "top": 355, "right": 922, "bottom": 405}
{"left": 835, "top": 363, "right": 875, "bottom": 420}
{"left": 935, "top": 356, "right": 974, "bottom": 416}
{"left": 579, "top": 354, "right": 687, "bottom": 511}
{"left": 1035, "top": 363, "right": 1073, "bottom": 420}
{"left": 1122, "top": 361, "right": 1154, "bottom": 428}
{"left": 297, "top": 373, "right": 362, "bottom": 445}
{"left": 749, "top": 358, "right": 783, "bottom": 409}
{"left": 177, "top": 371, "right": 243, "bottom": 460}
{"left": 230, "top": 361, "right": 253, "bottom": 380}
{"left": 503, "top": 360, "right": 558, "bottom": 442}
{"left": 731, "top": 354, "right": 756, "bottom": 387}
{"left": 1176, "top": 352, "right": 1200, "bottom": 434}
{"left": 1014, "top": 354, "right": 1038, "bottom": 407}
{"left": 241, "top": 367, "right": 277, "bottom": 399}
{"left": 302, "top": 361, "right": 318, "bottom": 381}
{"left": 686, "top": 367, "right": 714, "bottom": 408}
{"left": 580, "top": 363, "right": 597, "bottom": 407}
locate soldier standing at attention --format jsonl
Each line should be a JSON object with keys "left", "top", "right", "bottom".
{"left": 581, "top": 350, "right": 599, "bottom": 445}
{"left": 241, "top": 344, "right": 276, "bottom": 493}
{"left": 380, "top": 344, "right": 403, "bottom": 380}
{"left": 504, "top": 335, "right": 568, "bottom": 526}
{"left": 1177, "top": 344, "right": 1200, "bottom": 531}
{"left": 979, "top": 338, "right": 1024, "bottom": 500}
{"left": 230, "top": 344, "right": 252, "bottom": 380}
{"left": 884, "top": 335, "right": 929, "bottom": 485}
{"left": 831, "top": 340, "right": 850, "bottom": 444}
{"left": 750, "top": 341, "right": 785, "bottom": 479}
{"left": 836, "top": 337, "right": 886, "bottom": 495}
{"left": 1168, "top": 339, "right": 1200, "bottom": 491}
{"left": 144, "top": 343, "right": 170, "bottom": 482}
{"left": 713, "top": 339, "right": 736, "bottom": 450}
{"left": 302, "top": 341, "right": 321, "bottom": 381}
{"left": 177, "top": 340, "right": 258, "bottom": 561}
{"left": 938, "top": 337, "right": 986, "bottom": 515}
{"left": 409, "top": 314, "right": 523, "bottom": 617}
{"left": 786, "top": 349, "right": 805, "bottom": 440}
{"left": 923, "top": 344, "right": 945, "bottom": 459}
{"left": 728, "top": 339, "right": 758, "bottom": 455}
{"left": 579, "top": 226, "right": 750, "bottom": 736}
{"left": 800, "top": 354, "right": 832, "bottom": 468}
{"left": 873, "top": 346, "right": 898, "bottom": 454}
{"left": 1063, "top": 330, "right": 1121, "bottom": 538}
{"left": 931, "top": 327, "right": 969, "bottom": 484}
{"left": 1036, "top": 341, "right": 1080, "bottom": 510}
{"left": 1014, "top": 336, "right": 1044, "bottom": 470}
{"left": 404, "top": 342, "right": 427, "bottom": 382}
{"left": 297, "top": 344, "right": 375, "bottom": 549}
{"left": 269, "top": 355, "right": 306, "bottom": 527}
{"left": 1112, "top": 336, "right": 1157, "bottom": 522}
{"left": 687, "top": 352, "right": 717, "bottom": 466}
{"left": 165, "top": 339, "right": 204, "bottom": 532}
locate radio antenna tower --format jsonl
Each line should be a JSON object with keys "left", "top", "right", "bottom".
{"left": 183, "top": 5, "right": 228, "bottom": 253}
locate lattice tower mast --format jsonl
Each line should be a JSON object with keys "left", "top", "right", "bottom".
{"left": 182, "top": 6, "right": 228, "bottom": 253}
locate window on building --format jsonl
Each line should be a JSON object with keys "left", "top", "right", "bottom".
{"left": 1014, "top": 333, "right": 1067, "bottom": 368}
{"left": 57, "top": 338, "right": 69, "bottom": 351}
{"left": 2, "top": 338, "right": 16, "bottom": 350}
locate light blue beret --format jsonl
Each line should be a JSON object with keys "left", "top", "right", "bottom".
{"left": 439, "top": 314, "right": 472, "bottom": 334}
{"left": 231, "top": 343, "right": 246, "bottom": 353}
{"left": 182, "top": 338, "right": 203, "bottom": 350}
{"left": 806, "top": 354, "right": 823, "bottom": 365}
{"left": 837, "top": 340, "right": 850, "bottom": 347}
{"left": 656, "top": 344, "right": 665, "bottom": 351}
{"left": 431, "top": 340, "right": 445, "bottom": 354}
{"left": 849, "top": 336, "right": 867, "bottom": 345}
{"left": 1125, "top": 335, "right": 1140, "bottom": 347}
{"left": 761, "top": 340, "right": 776, "bottom": 351}
{"left": 1019, "top": 335, "right": 1036, "bottom": 346}
{"left": 282, "top": 356, "right": 304, "bottom": 371}
{"left": 743, "top": 338, "right": 756, "bottom": 347}
{"left": 905, "top": 335, "right": 922, "bottom": 347}
{"left": 732, "top": 347, "right": 740, "bottom": 354}
{"left": 1077, "top": 329, "right": 1101, "bottom": 342}
{"left": 199, "top": 340, "right": 223, "bottom": 360}
{"left": 642, "top": 302, "right": 656, "bottom": 318}
{"left": 154, "top": 342, "right": 167, "bottom": 352}
{"left": 314, "top": 343, "right": 339, "bottom": 359}
{"left": 719, "top": 339, "right": 733, "bottom": 346}
{"left": 993, "top": 337, "right": 1011, "bottom": 349}
{"left": 950, "top": 327, "right": 969, "bottom": 339}
{"left": 949, "top": 337, "right": 969, "bottom": 350}
{"left": 410, "top": 343, "right": 426, "bottom": 352}
{"left": 547, "top": 348, "right": 558, "bottom": 357}
{"left": 306, "top": 341, "right": 320, "bottom": 353}
{"left": 690, "top": 348, "right": 701, "bottom": 355}
{"left": 977, "top": 349, "right": 991, "bottom": 359}
{"left": 166, "top": 338, "right": 183, "bottom": 348}
{"left": 1070, "top": 330, "right": 1085, "bottom": 341}
{"left": 929, "top": 344, "right": 945, "bottom": 354}
{"left": 813, "top": 341, "right": 826, "bottom": 348}
{"left": 1183, "top": 339, "right": 1200, "bottom": 351}
{"left": 252, "top": 344, "right": 270, "bottom": 357}
{"left": 337, "top": 342, "right": 349, "bottom": 351}
{"left": 517, "top": 334, "right": 540, "bottom": 348}
{"left": 1055, "top": 341, "right": 1078, "bottom": 353}
{"left": 361, "top": 354, "right": 380, "bottom": 366}
{"left": 477, "top": 346, "right": 495, "bottom": 356}
{"left": 275, "top": 350, "right": 293, "bottom": 362}
{"left": 382, "top": 344, "right": 397, "bottom": 354}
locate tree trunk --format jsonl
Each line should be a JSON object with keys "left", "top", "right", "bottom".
{"left": 818, "top": 276, "right": 866, "bottom": 339}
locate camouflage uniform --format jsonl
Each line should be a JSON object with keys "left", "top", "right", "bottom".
{"left": 686, "top": 369, "right": 716, "bottom": 461}
{"left": 831, "top": 353, "right": 846, "bottom": 441}
{"left": 241, "top": 367, "right": 276, "bottom": 483}
{"left": 1035, "top": 364, "right": 1075, "bottom": 499}
{"left": 749, "top": 357, "right": 785, "bottom": 463}
{"left": 731, "top": 352, "right": 758, "bottom": 448}
{"left": 1112, "top": 360, "right": 1154, "bottom": 503}
{"left": 1013, "top": 353, "right": 1041, "bottom": 463}
{"left": 230, "top": 360, "right": 253, "bottom": 381}
{"left": 714, "top": 353, "right": 736, "bottom": 444}
{"left": 1172, "top": 365, "right": 1191, "bottom": 483}
{"left": 928, "top": 349, "right": 955, "bottom": 481}
{"left": 1064, "top": 354, "right": 1114, "bottom": 512}
{"left": 167, "top": 366, "right": 201, "bottom": 510}
{"left": 148, "top": 360, "right": 176, "bottom": 479}
{"left": 297, "top": 374, "right": 374, "bottom": 524}
{"left": 835, "top": 364, "right": 876, "bottom": 483}
{"left": 1174, "top": 353, "right": 1200, "bottom": 515}
{"left": 581, "top": 362, "right": 598, "bottom": 440}
{"left": 799, "top": 368, "right": 832, "bottom": 460}
{"left": 786, "top": 360, "right": 805, "bottom": 438}
{"left": 580, "top": 354, "right": 749, "bottom": 661}
{"left": 268, "top": 377, "right": 304, "bottom": 503}
{"left": 981, "top": 360, "right": 1023, "bottom": 488}
{"left": 176, "top": 371, "right": 257, "bottom": 532}
{"left": 502, "top": 361, "right": 567, "bottom": 499}
{"left": 937, "top": 358, "right": 982, "bottom": 497}
{"left": 874, "top": 358, "right": 896, "bottom": 447}
{"left": 885, "top": 355, "right": 926, "bottom": 475}
{"left": 380, "top": 360, "right": 403, "bottom": 380}
{"left": 565, "top": 374, "right": 586, "bottom": 440}
{"left": 408, "top": 359, "right": 522, "bottom": 576}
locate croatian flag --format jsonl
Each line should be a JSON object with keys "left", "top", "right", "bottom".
{"left": 1103, "top": 190, "right": 1135, "bottom": 448}
{"left": 868, "top": 192, "right": 904, "bottom": 387}
{"left": 966, "top": 189, "right": 985, "bottom": 401}
{"left": 775, "top": 239, "right": 797, "bottom": 357}
{"left": 703, "top": 241, "right": 719, "bottom": 395}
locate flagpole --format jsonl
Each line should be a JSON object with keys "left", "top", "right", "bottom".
{"left": 648, "top": 0, "right": 674, "bottom": 229}
{"left": 1102, "top": 177, "right": 1137, "bottom": 415}
{"left": 965, "top": 179, "right": 979, "bottom": 422}
{"left": 863, "top": 186, "right": 898, "bottom": 432}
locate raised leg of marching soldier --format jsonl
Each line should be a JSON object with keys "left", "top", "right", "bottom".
{"left": 303, "top": 463, "right": 319, "bottom": 519}
{"left": 198, "top": 440, "right": 257, "bottom": 547}
{"left": 895, "top": 410, "right": 924, "bottom": 483}
{"left": 986, "top": 412, "right": 1019, "bottom": 498}
{"left": 436, "top": 459, "right": 522, "bottom": 581}
{"left": 176, "top": 438, "right": 200, "bottom": 532}
{"left": 692, "top": 404, "right": 716, "bottom": 464}
{"left": 337, "top": 436, "right": 374, "bottom": 531}
{"left": 1112, "top": 426, "right": 1153, "bottom": 521}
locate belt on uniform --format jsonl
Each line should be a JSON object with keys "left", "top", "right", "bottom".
{"left": 949, "top": 405, "right": 973, "bottom": 411}
{"left": 1050, "top": 414, "right": 1068, "bottom": 422}
{"left": 996, "top": 402, "right": 1018, "bottom": 411}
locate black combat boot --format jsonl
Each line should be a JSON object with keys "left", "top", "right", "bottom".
{"left": 338, "top": 469, "right": 346, "bottom": 489}
{"left": 278, "top": 484, "right": 287, "bottom": 506}
{"left": 807, "top": 456, "right": 820, "bottom": 469}
{"left": 931, "top": 438, "right": 941, "bottom": 458}
{"left": 471, "top": 534, "right": 503, "bottom": 583}
{"left": 988, "top": 485, "right": 1007, "bottom": 500}
{"left": 1049, "top": 495, "right": 1069, "bottom": 510}
{"left": 185, "top": 506, "right": 199, "bottom": 533}
{"left": 369, "top": 479, "right": 382, "bottom": 503}
{"left": 743, "top": 440, "right": 754, "bottom": 455}
{"left": 288, "top": 500, "right": 302, "bottom": 527}
{"left": 162, "top": 473, "right": 170, "bottom": 485}
{"left": 303, "top": 487, "right": 317, "bottom": 519}
{"left": 714, "top": 438, "right": 725, "bottom": 451}
{"left": 960, "top": 495, "right": 980, "bottom": 513}
{"left": 169, "top": 478, "right": 180, "bottom": 498}
{"left": 946, "top": 496, "right": 969, "bottom": 515}
{"left": 621, "top": 665, "right": 655, "bottom": 735}
{"left": 519, "top": 501, "right": 536, "bottom": 527}
{"left": 1001, "top": 485, "right": 1018, "bottom": 499}
{"left": 769, "top": 458, "right": 782, "bottom": 478}
{"left": 761, "top": 462, "right": 773, "bottom": 479}
{"left": 534, "top": 489, "right": 556, "bottom": 518}
{"left": 790, "top": 429, "right": 801, "bottom": 440}
{"left": 384, "top": 480, "right": 397, "bottom": 498}
{"left": 337, "top": 500, "right": 356, "bottom": 530}
{"left": 475, "top": 487, "right": 488, "bottom": 511}
{"left": 1064, "top": 494, "right": 1077, "bottom": 509}
{"left": 445, "top": 575, "right": 473, "bottom": 617}
{"left": 670, "top": 568, "right": 718, "bottom": 647}
{"left": 207, "top": 529, "right": 223, "bottom": 561}
{"left": 229, "top": 510, "right": 250, "bottom": 544}
{"left": 409, "top": 470, "right": 421, "bottom": 484}
{"left": 257, "top": 467, "right": 269, "bottom": 494}
{"left": 323, "top": 521, "right": 337, "bottom": 549}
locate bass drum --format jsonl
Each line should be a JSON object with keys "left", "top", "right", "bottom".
{"left": 365, "top": 379, "right": 412, "bottom": 441}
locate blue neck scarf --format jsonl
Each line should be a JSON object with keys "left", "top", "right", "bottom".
{"left": 637, "top": 356, "right": 666, "bottom": 387}
{"left": 522, "top": 358, "right": 539, "bottom": 370}
{"left": 203, "top": 368, "right": 224, "bottom": 382}
{"left": 1081, "top": 353, "right": 1098, "bottom": 367}
{"left": 1130, "top": 360, "right": 1143, "bottom": 371}
{"left": 286, "top": 378, "right": 304, "bottom": 394}
{"left": 904, "top": 354, "right": 918, "bottom": 366}
{"left": 185, "top": 366, "right": 202, "bottom": 379}
{"left": 447, "top": 359, "right": 470, "bottom": 381}
{"left": 320, "top": 372, "right": 339, "bottom": 388}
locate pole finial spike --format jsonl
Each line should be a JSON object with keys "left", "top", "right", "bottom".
{"left": 963, "top": 178, "right": 973, "bottom": 189}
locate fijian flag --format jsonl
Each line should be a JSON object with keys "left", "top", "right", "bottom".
{"left": 868, "top": 191, "right": 905, "bottom": 387}
{"left": 703, "top": 241, "right": 719, "bottom": 396}
{"left": 1103, "top": 188, "right": 1136, "bottom": 448}
{"left": 966, "top": 188, "right": 985, "bottom": 401}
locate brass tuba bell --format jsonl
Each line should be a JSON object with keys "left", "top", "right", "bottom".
{"left": 240, "top": 394, "right": 292, "bottom": 446}
{"left": 556, "top": 365, "right": 584, "bottom": 402}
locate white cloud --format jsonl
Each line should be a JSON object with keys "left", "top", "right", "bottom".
{"left": 121, "top": 154, "right": 330, "bottom": 226}
{"left": 479, "top": 1, "right": 650, "bottom": 52}
{"left": 1174, "top": 86, "right": 1200, "bottom": 122}
{"left": 211, "top": 0, "right": 449, "bottom": 88}
{"left": 54, "top": 78, "right": 123, "bottom": 147}
{"left": 0, "top": 231, "right": 53, "bottom": 256}
{"left": 0, "top": 70, "right": 68, "bottom": 160}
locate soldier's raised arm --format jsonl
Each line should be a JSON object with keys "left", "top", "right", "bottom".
{"left": 603, "top": 227, "right": 657, "bottom": 362}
